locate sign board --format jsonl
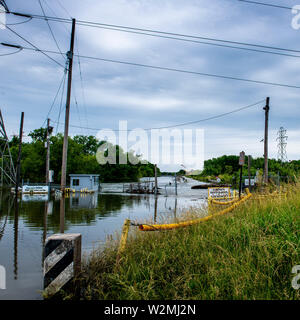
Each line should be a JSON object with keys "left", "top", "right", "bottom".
{"left": 22, "top": 185, "right": 49, "bottom": 194}
{"left": 244, "top": 179, "right": 255, "bottom": 186}
{"left": 239, "top": 151, "right": 245, "bottom": 166}
{"left": 208, "top": 187, "right": 231, "bottom": 199}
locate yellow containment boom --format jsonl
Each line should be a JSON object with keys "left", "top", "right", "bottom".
{"left": 139, "top": 193, "right": 252, "bottom": 231}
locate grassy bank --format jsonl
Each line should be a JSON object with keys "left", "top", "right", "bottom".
{"left": 65, "top": 184, "right": 299, "bottom": 300}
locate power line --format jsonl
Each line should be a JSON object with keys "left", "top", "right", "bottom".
{"left": 237, "top": 0, "right": 292, "bottom": 10}
{"left": 38, "top": 0, "right": 65, "bottom": 61}
{"left": 55, "top": 67, "right": 67, "bottom": 135}
{"left": 6, "top": 17, "right": 33, "bottom": 25}
{"left": 42, "top": 68, "right": 68, "bottom": 128}
{"left": 0, "top": 23, "right": 65, "bottom": 68}
{"left": 5, "top": 44, "right": 300, "bottom": 89}
{"left": 75, "top": 54, "right": 300, "bottom": 89}
{"left": 52, "top": 99, "right": 264, "bottom": 132}
{"left": 0, "top": 47, "right": 23, "bottom": 56}
{"left": 73, "top": 24, "right": 300, "bottom": 59}
{"left": 7, "top": 10, "right": 300, "bottom": 54}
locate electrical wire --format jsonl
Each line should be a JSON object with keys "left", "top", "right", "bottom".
{"left": 38, "top": 0, "right": 65, "bottom": 61}
{"left": 41, "top": 68, "right": 68, "bottom": 128}
{"left": 0, "top": 47, "right": 23, "bottom": 56}
{"left": 237, "top": 0, "right": 292, "bottom": 10}
{"left": 6, "top": 17, "right": 33, "bottom": 25}
{"left": 5, "top": 44, "right": 300, "bottom": 89}
{"left": 73, "top": 24, "right": 300, "bottom": 59}
{"left": 51, "top": 99, "right": 265, "bottom": 132}
{"left": 55, "top": 67, "right": 67, "bottom": 134}
{"left": 75, "top": 54, "right": 300, "bottom": 89}
{"left": 7, "top": 11, "right": 300, "bottom": 54}
{"left": 0, "top": 23, "right": 65, "bottom": 68}
{"left": 76, "top": 34, "right": 89, "bottom": 135}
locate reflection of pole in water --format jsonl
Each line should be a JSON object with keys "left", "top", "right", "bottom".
{"left": 13, "top": 197, "right": 19, "bottom": 280}
{"left": 174, "top": 197, "right": 177, "bottom": 219}
{"left": 42, "top": 201, "right": 48, "bottom": 265}
{"left": 154, "top": 196, "right": 158, "bottom": 223}
{"left": 60, "top": 197, "right": 65, "bottom": 233}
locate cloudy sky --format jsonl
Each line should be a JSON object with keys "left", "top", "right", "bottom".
{"left": 0, "top": 0, "right": 300, "bottom": 171}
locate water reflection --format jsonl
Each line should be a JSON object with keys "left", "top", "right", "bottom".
{"left": 13, "top": 198, "right": 19, "bottom": 280}
{"left": 0, "top": 181, "right": 207, "bottom": 299}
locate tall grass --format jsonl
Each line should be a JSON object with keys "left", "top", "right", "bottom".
{"left": 67, "top": 184, "right": 300, "bottom": 300}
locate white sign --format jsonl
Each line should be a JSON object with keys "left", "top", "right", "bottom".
{"left": 22, "top": 185, "right": 49, "bottom": 194}
{"left": 208, "top": 187, "right": 230, "bottom": 199}
{"left": 244, "top": 179, "right": 255, "bottom": 186}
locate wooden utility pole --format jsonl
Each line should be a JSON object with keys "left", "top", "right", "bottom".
{"left": 45, "top": 118, "right": 53, "bottom": 184}
{"left": 15, "top": 112, "right": 24, "bottom": 195}
{"left": 247, "top": 155, "right": 252, "bottom": 191}
{"left": 238, "top": 151, "right": 245, "bottom": 198}
{"left": 61, "top": 18, "right": 76, "bottom": 192}
{"left": 263, "top": 97, "right": 270, "bottom": 184}
{"left": 154, "top": 164, "right": 158, "bottom": 195}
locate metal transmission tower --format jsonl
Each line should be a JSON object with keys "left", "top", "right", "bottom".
{"left": 0, "top": 109, "right": 16, "bottom": 185}
{"left": 277, "top": 127, "right": 288, "bottom": 163}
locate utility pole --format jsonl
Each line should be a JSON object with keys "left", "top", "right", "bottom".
{"left": 15, "top": 112, "right": 24, "bottom": 195}
{"left": 154, "top": 164, "right": 158, "bottom": 195}
{"left": 263, "top": 97, "right": 270, "bottom": 184}
{"left": 248, "top": 155, "right": 252, "bottom": 191}
{"left": 45, "top": 118, "right": 53, "bottom": 184}
{"left": 60, "top": 18, "right": 76, "bottom": 193}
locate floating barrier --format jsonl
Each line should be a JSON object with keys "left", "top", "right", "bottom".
{"left": 138, "top": 193, "right": 252, "bottom": 231}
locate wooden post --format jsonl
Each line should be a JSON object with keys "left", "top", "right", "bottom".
{"left": 248, "top": 155, "right": 252, "bottom": 191}
{"left": 61, "top": 19, "right": 76, "bottom": 193}
{"left": 15, "top": 112, "right": 24, "bottom": 195}
{"left": 263, "top": 97, "right": 270, "bottom": 184}
{"left": 154, "top": 164, "right": 158, "bottom": 195}
{"left": 238, "top": 151, "right": 245, "bottom": 198}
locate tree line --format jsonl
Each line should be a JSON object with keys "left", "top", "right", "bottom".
{"left": 193, "top": 155, "right": 300, "bottom": 185}
{"left": 6, "top": 128, "right": 160, "bottom": 184}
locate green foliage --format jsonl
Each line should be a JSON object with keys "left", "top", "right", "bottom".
{"left": 10, "top": 128, "right": 159, "bottom": 184}
{"left": 192, "top": 155, "right": 300, "bottom": 186}
{"left": 67, "top": 182, "right": 300, "bottom": 300}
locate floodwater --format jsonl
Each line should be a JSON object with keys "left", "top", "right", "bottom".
{"left": 0, "top": 176, "right": 208, "bottom": 300}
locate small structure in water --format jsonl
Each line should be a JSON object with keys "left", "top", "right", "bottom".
{"left": 69, "top": 174, "right": 100, "bottom": 192}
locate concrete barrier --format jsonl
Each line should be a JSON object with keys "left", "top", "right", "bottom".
{"left": 43, "top": 233, "right": 81, "bottom": 297}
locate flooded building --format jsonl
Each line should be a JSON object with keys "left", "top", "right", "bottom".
{"left": 69, "top": 174, "right": 100, "bottom": 192}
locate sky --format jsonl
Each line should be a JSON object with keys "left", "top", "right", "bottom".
{"left": 0, "top": 0, "right": 300, "bottom": 171}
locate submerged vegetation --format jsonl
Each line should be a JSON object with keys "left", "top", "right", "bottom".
{"left": 61, "top": 181, "right": 300, "bottom": 300}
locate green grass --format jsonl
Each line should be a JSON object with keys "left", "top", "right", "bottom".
{"left": 66, "top": 184, "right": 300, "bottom": 300}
